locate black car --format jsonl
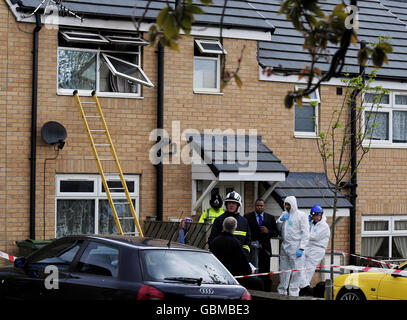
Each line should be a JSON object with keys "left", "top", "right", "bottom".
{"left": 0, "top": 235, "right": 251, "bottom": 300}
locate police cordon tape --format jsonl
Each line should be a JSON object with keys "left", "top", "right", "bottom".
{"left": 234, "top": 263, "right": 407, "bottom": 279}
{"left": 326, "top": 251, "right": 399, "bottom": 268}
{"left": 1, "top": 249, "right": 405, "bottom": 278}
{"left": 0, "top": 250, "right": 16, "bottom": 262}
{"left": 234, "top": 264, "right": 340, "bottom": 279}
{"left": 235, "top": 251, "right": 405, "bottom": 279}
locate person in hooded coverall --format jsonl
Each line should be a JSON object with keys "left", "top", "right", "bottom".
{"left": 299, "top": 204, "right": 330, "bottom": 296}
{"left": 276, "top": 196, "right": 310, "bottom": 296}
{"left": 199, "top": 193, "right": 224, "bottom": 224}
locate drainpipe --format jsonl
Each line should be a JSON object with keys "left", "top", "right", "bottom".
{"left": 30, "top": 13, "right": 42, "bottom": 240}
{"left": 155, "top": 42, "right": 164, "bottom": 221}
{"left": 349, "top": 41, "right": 366, "bottom": 264}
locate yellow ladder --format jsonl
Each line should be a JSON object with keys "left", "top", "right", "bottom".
{"left": 73, "top": 90, "right": 143, "bottom": 237}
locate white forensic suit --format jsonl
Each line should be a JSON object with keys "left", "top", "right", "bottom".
{"left": 276, "top": 196, "right": 310, "bottom": 296}
{"left": 300, "top": 214, "right": 330, "bottom": 288}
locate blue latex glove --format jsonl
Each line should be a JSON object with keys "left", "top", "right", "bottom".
{"left": 296, "top": 249, "right": 304, "bottom": 258}
{"left": 280, "top": 213, "right": 290, "bottom": 221}
{"left": 308, "top": 215, "right": 312, "bottom": 226}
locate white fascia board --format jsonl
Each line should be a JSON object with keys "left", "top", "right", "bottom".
{"left": 12, "top": 7, "right": 272, "bottom": 42}
{"left": 258, "top": 66, "right": 407, "bottom": 90}
{"left": 258, "top": 67, "right": 344, "bottom": 86}
{"left": 218, "top": 171, "right": 286, "bottom": 181}
{"left": 189, "top": 26, "right": 272, "bottom": 41}
{"left": 5, "top": 0, "right": 26, "bottom": 21}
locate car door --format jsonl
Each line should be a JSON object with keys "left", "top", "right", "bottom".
{"left": 377, "top": 264, "right": 407, "bottom": 300}
{"left": 4, "top": 239, "right": 83, "bottom": 300}
{"left": 64, "top": 240, "right": 122, "bottom": 299}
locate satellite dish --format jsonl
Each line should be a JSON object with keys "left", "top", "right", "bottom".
{"left": 41, "top": 121, "right": 67, "bottom": 149}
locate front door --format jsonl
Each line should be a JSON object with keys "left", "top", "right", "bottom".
{"left": 200, "top": 181, "right": 243, "bottom": 215}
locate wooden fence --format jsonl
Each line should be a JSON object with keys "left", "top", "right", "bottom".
{"left": 143, "top": 221, "right": 213, "bottom": 250}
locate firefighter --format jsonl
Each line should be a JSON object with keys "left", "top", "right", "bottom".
{"left": 208, "top": 191, "right": 251, "bottom": 257}
{"left": 198, "top": 193, "right": 224, "bottom": 224}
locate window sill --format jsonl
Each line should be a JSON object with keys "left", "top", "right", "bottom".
{"left": 294, "top": 132, "right": 319, "bottom": 139}
{"left": 193, "top": 90, "right": 223, "bottom": 95}
{"left": 57, "top": 90, "right": 144, "bottom": 99}
{"left": 362, "top": 141, "right": 407, "bottom": 149}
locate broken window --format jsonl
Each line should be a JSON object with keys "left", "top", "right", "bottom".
{"left": 57, "top": 29, "right": 153, "bottom": 97}
{"left": 101, "top": 53, "right": 153, "bottom": 88}
{"left": 105, "top": 35, "right": 149, "bottom": 46}
{"left": 60, "top": 30, "right": 109, "bottom": 44}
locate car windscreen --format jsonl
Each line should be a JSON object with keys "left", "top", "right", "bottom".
{"left": 140, "top": 249, "right": 238, "bottom": 285}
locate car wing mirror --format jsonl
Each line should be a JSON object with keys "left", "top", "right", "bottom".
{"left": 14, "top": 257, "right": 26, "bottom": 269}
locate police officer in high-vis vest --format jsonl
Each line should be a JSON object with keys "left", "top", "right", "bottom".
{"left": 208, "top": 191, "right": 251, "bottom": 257}
{"left": 199, "top": 193, "right": 224, "bottom": 224}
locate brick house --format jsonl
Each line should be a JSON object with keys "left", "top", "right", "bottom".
{"left": 0, "top": 0, "right": 406, "bottom": 271}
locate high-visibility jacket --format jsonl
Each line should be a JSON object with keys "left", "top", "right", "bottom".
{"left": 208, "top": 211, "right": 251, "bottom": 255}
{"left": 198, "top": 207, "right": 224, "bottom": 224}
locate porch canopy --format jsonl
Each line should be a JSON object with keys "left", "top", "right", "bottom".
{"left": 186, "top": 133, "right": 289, "bottom": 214}
{"left": 270, "top": 172, "right": 352, "bottom": 217}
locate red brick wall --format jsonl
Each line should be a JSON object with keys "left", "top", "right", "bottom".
{"left": 1, "top": 4, "right": 407, "bottom": 266}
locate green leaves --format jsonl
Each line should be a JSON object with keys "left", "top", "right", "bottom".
{"left": 357, "top": 38, "right": 392, "bottom": 67}
{"left": 150, "top": 0, "right": 212, "bottom": 50}
{"left": 233, "top": 74, "right": 243, "bottom": 88}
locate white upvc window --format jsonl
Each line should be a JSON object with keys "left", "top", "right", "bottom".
{"left": 101, "top": 53, "right": 153, "bottom": 88}
{"left": 361, "top": 215, "right": 407, "bottom": 260}
{"left": 294, "top": 85, "right": 320, "bottom": 138}
{"left": 195, "top": 39, "right": 227, "bottom": 55}
{"left": 57, "top": 30, "right": 153, "bottom": 98}
{"left": 55, "top": 174, "right": 140, "bottom": 238}
{"left": 193, "top": 39, "right": 225, "bottom": 94}
{"left": 104, "top": 35, "right": 149, "bottom": 46}
{"left": 363, "top": 91, "right": 407, "bottom": 148}
{"left": 60, "top": 30, "right": 109, "bottom": 44}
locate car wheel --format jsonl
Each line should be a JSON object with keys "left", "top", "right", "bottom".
{"left": 337, "top": 289, "right": 365, "bottom": 301}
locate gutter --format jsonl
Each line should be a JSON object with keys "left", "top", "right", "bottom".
{"left": 155, "top": 42, "right": 164, "bottom": 221}
{"left": 30, "top": 12, "right": 42, "bottom": 240}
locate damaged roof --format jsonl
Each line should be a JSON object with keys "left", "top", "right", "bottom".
{"left": 9, "top": 0, "right": 407, "bottom": 80}
{"left": 10, "top": 0, "right": 275, "bottom": 32}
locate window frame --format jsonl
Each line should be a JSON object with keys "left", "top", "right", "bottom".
{"left": 60, "top": 30, "right": 109, "bottom": 44}
{"left": 193, "top": 38, "right": 224, "bottom": 94}
{"left": 294, "top": 85, "right": 320, "bottom": 138}
{"left": 72, "top": 240, "right": 121, "bottom": 278}
{"left": 361, "top": 215, "right": 407, "bottom": 259}
{"left": 363, "top": 91, "right": 407, "bottom": 148}
{"left": 55, "top": 174, "right": 140, "bottom": 236}
{"left": 195, "top": 39, "right": 227, "bottom": 55}
{"left": 101, "top": 53, "right": 154, "bottom": 88}
{"left": 104, "top": 35, "right": 149, "bottom": 46}
{"left": 393, "top": 216, "right": 407, "bottom": 234}
{"left": 57, "top": 44, "right": 148, "bottom": 98}
{"left": 193, "top": 56, "right": 221, "bottom": 94}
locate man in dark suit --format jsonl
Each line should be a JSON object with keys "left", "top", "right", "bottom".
{"left": 244, "top": 198, "right": 279, "bottom": 291}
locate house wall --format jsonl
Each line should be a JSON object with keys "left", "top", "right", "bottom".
{"left": 1, "top": 2, "right": 406, "bottom": 267}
